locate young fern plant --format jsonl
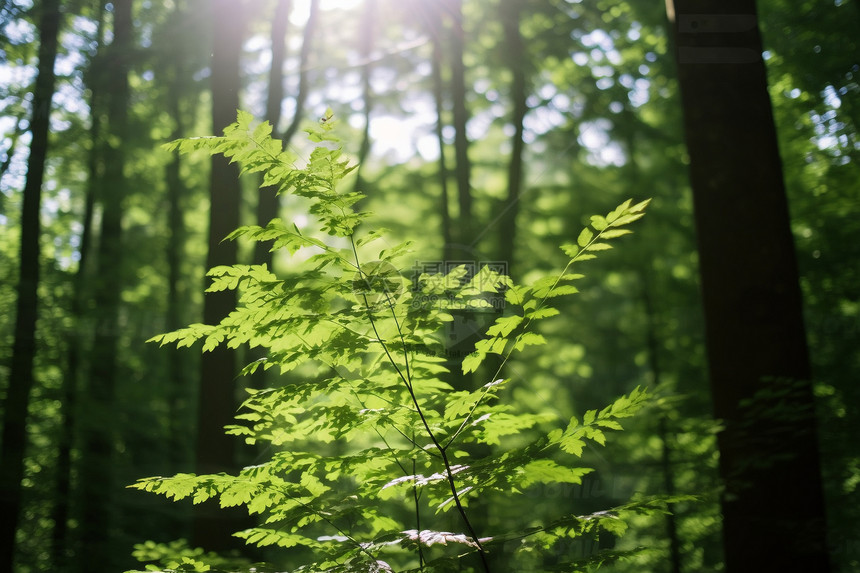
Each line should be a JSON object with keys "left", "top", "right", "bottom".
{"left": 130, "top": 110, "right": 664, "bottom": 573}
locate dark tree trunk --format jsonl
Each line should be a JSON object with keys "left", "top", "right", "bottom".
{"left": 422, "top": 2, "right": 453, "bottom": 259}
{"left": 281, "top": 0, "right": 319, "bottom": 147}
{"left": 249, "top": 0, "right": 290, "bottom": 401}
{"left": 0, "top": 1, "right": 62, "bottom": 571}
{"left": 443, "top": 0, "right": 472, "bottom": 247}
{"left": 642, "top": 280, "right": 683, "bottom": 573}
{"left": 165, "top": 58, "right": 190, "bottom": 476}
{"left": 52, "top": 52, "right": 101, "bottom": 573}
{"left": 497, "top": 0, "right": 528, "bottom": 277}
{"left": 352, "top": 0, "right": 376, "bottom": 195}
{"left": 193, "top": 0, "right": 246, "bottom": 551}
{"left": 670, "top": 1, "right": 831, "bottom": 570}
{"left": 255, "top": 0, "right": 291, "bottom": 269}
{"left": 76, "top": 0, "right": 132, "bottom": 570}
{"left": 51, "top": 6, "right": 107, "bottom": 566}
{"left": 52, "top": 113, "right": 99, "bottom": 571}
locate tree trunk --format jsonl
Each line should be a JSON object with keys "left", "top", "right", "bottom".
{"left": 669, "top": 1, "right": 831, "bottom": 570}
{"left": 445, "top": 0, "right": 472, "bottom": 247}
{"left": 51, "top": 6, "right": 108, "bottom": 566}
{"left": 164, "top": 54, "right": 191, "bottom": 476}
{"left": 76, "top": 0, "right": 132, "bottom": 570}
{"left": 193, "top": 0, "right": 247, "bottom": 551}
{"left": 422, "top": 2, "right": 453, "bottom": 259}
{"left": 0, "top": 1, "right": 62, "bottom": 571}
{"left": 497, "top": 0, "right": 528, "bottom": 278}
{"left": 281, "top": 0, "right": 319, "bottom": 148}
{"left": 352, "top": 0, "right": 376, "bottom": 195}
{"left": 255, "top": 0, "right": 290, "bottom": 269}
{"left": 642, "top": 280, "right": 683, "bottom": 573}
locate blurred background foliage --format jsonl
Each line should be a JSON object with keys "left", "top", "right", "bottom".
{"left": 0, "top": 0, "right": 857, "bottom": 571}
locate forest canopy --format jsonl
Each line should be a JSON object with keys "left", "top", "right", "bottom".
{"left": 0, "top": 0, "right": 857, "bottom": 572}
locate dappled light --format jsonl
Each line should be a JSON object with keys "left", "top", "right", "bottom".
{"left": 1, "top": 0, "right": 858, "bottom": 571}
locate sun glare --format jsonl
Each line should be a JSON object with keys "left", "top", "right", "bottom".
{"left": 319, "top": 0, "right": 363, "bottom": 8}
{"left": 287, "top": 0, "right": 365, "bottom": 26}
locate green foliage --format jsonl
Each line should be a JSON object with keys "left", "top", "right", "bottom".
{"left": 130, "top": 112, "right": 667, "bottom": 572}
{"left": 130, "top": 540, "right": 255, "bottom": 572}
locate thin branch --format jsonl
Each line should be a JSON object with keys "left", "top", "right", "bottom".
{"left": 412, "top": 457, "right": 427, "bottom": 570}
{"left": 349, "top": 235, "right": 491, "bottom": 572}
{"left": 445, "top": 218, "right": 630, "bottom": 448}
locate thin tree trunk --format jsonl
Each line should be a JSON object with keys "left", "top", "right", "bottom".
{"left": 424, "top": 3, "right": 452, "bottom": 259}
{"left": 76, "top": 0, "right": 132, "bottom": 569}
{"left": 281, "top": 0, "right": 319, "bottom": 148}
{"left": 50, "top": 195, "right": 94, "bottom": 569}
{"left": 193, "top": 0, "right": 246, "bottom": 551}
{"left": 669, "top": 1, "right": 831, "bottom": 570}
{"left": 641, "top": 279, "right": 683, "bottom": 573}
{"left": 255, "top": 0, "right": 291, "bottom": 269}
{"left": 0, "top": 1, "right": 62, "bottom": 571}
{"left": 165, "top": 60, "right": 190, "bottom": 475}
{"left": 498, "top": 0, "right": 528, "bottom": 277}
{"left": 626, "top": 108, "right": 683, "bottom": 570}
{"left": 445, "top": 0, "right": 472, "bottom": 247}
{"left": 51, "top": 6, "right": 107, "bottom": 566}
{"left": 352, "top": 0, "right": 376, "bottom": 195}
{"left": 51, "top": 51, "right": 102, "bottom": 573}
{"left": 659, "top": 415, "right": 683, "bottom": 573}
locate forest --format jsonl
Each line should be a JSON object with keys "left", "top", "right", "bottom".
{"left": 0, "top": 0, "right": 858, "bottom": 571}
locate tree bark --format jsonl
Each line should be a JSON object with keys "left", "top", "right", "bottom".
{"left": 0, "top": 1, "right": 62, "bottom": 570}
{"left": 281, "top": 0, "right": 319, "bottom": 148}
{"left": 352, "top": 0, "right": 376, "bottom": 196}
{"left": 193, "top": 0, "right": 247, "bottom": 551}
{"left": 51, "top": 4, "right": 106, "bottom": 564}
{"left": 254, "top": 0, "right": 291, "bottom": 269}
{"left": 422, "top": 2, "right": 453, "bottom": 259}
{"left": 497, "top": 0, "right": 528, "bottom": 278}
{"left": 669, "top": 1, "right": 831, "bottom": 570}
{"left": 642, "top": 281, "right": 683, "bottom": 573}
{"left": 443, "top": 0, "right": 472, "bottom": 247}
{"left": 76, "top": 0, "right": 133, "bottom": 570}
{"left": 164, "top": 43, "right": 191, "bottom": 477}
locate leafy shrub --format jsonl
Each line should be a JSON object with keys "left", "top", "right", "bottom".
{"left": 129, "top": 110, "right": 668, "bottom": 573}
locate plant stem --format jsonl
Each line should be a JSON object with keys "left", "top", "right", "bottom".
{"left": 412, "top": 457, "right": 426, "bottom": 570}
{"left": 350, "top": 236, "right": 491, "bottom": 572}
{"left": 446, "top": 220, "right": 624, "bottom": 448}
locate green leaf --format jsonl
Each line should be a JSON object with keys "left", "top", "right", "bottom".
{"left": 599, "top": 228, "right": 633, "bottom": 239}
{"left": 585, "top": 242, "right": 613, "bottom": 252}
{"left": 560, "top": 243, "right": 579, "bottom": 258}
{"left": 514, "top": 332, "right": 547, "bottom": 350}
{"left": 583, "top": 410, "right": 596, "bottom": 426}
{"left": 606, "top": 199, "right": 633, "bottom": 222}
{"left": 577, "top": 227, "right": 594, "bottom": 247}
{"left": 518, "top": 460, "right": 594, "bottom": 488}
{"left": 629, "top": 198, "right": 652, "bottom": 212}
{"left": 590, "top": 215, "right": 608, "bottom": 231}
{"left": 462, "top": 351, "right": 485, "bottom": 374}
{"left": 612, "top": 212, "right": 646, "bottom": 226}
{"left": 486, "top": 315, "right": 523, "bottom": 337}
{"left": 525, "top": 306, "right": 560, "bottom": 320}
